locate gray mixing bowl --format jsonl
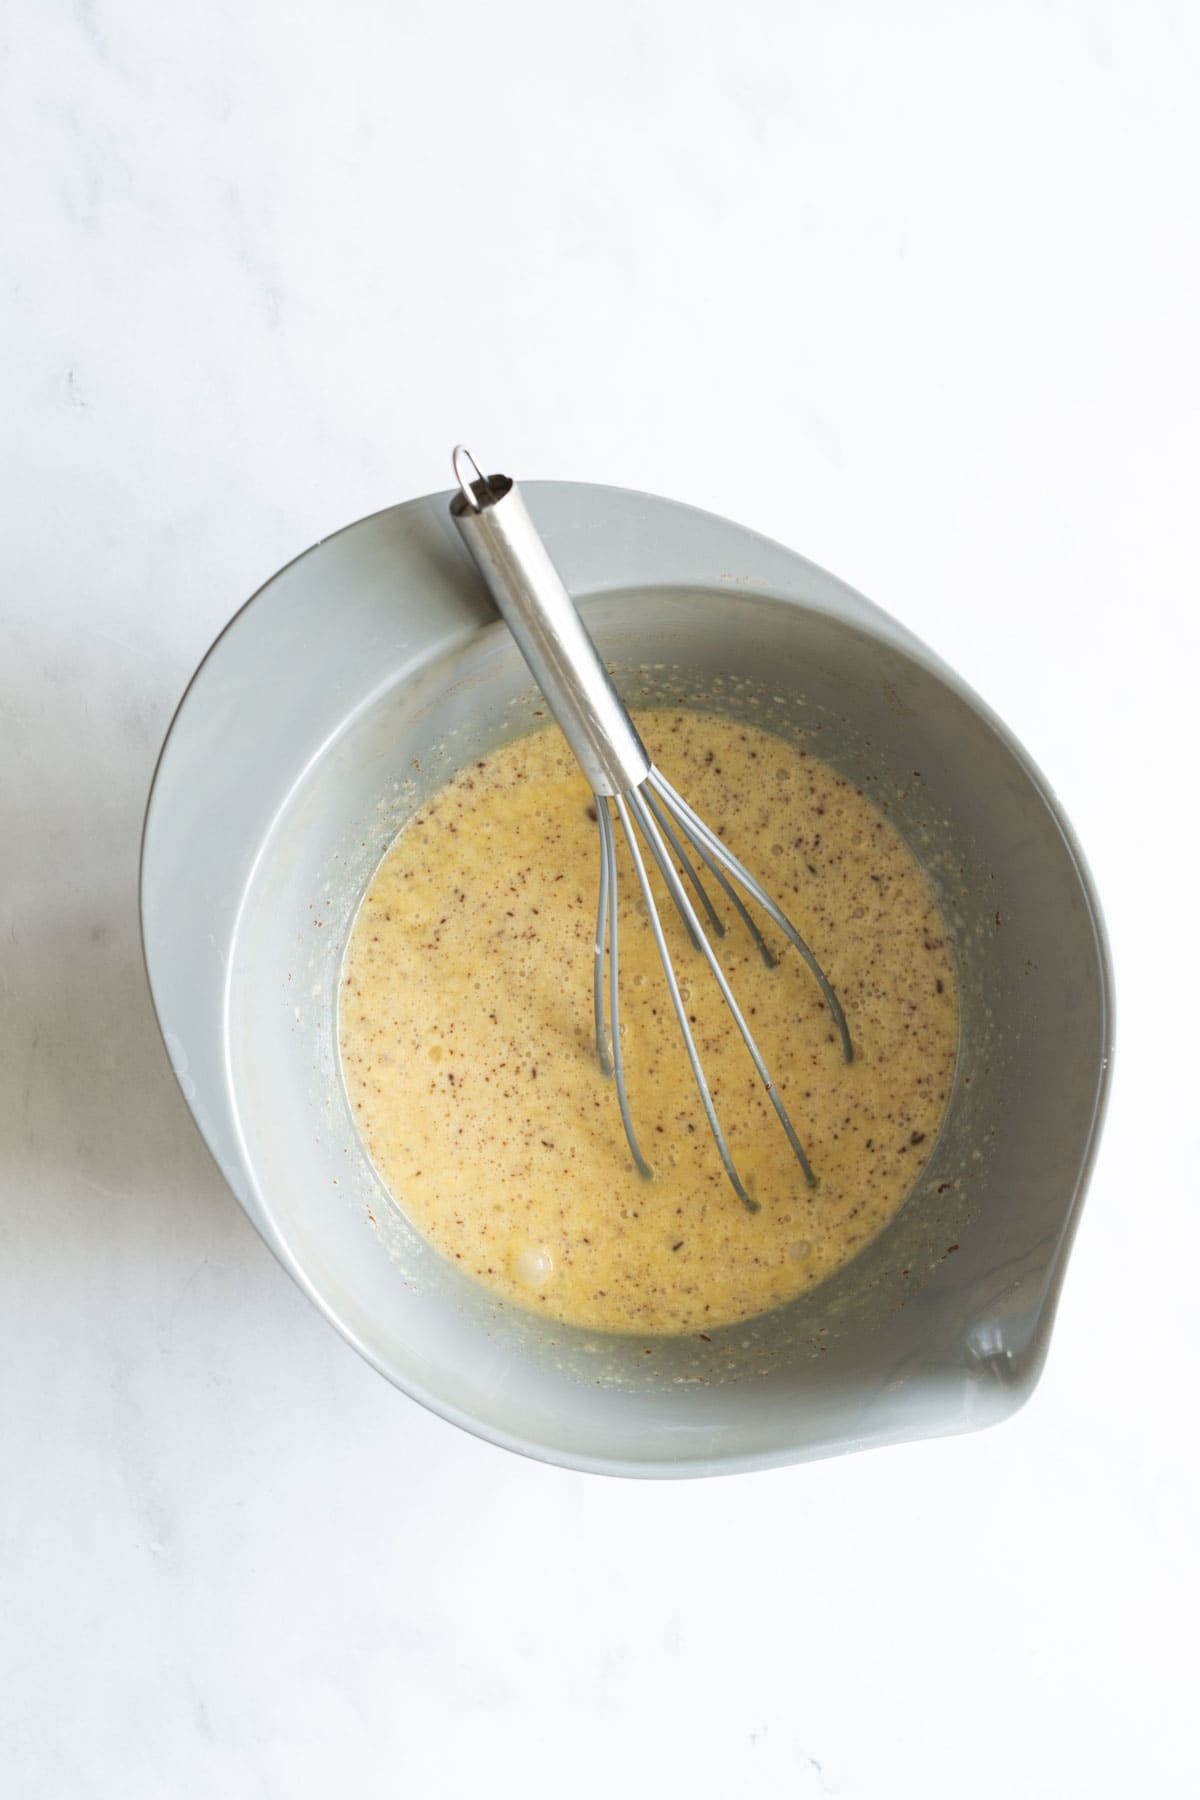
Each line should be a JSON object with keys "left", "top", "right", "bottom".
{"left": 140, "top": 482, "right": 1112, "bottom": 1476}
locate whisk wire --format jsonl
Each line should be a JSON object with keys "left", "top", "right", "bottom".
{"left": 647, "top": 768, "right": 854, "bottom": 1065}
{"left": 613, "top": 792, "right": 757, "bottom": 1211}
{"left": 594, "top": 805, "right": 613, "bottom": 1079}
{"left": 597, "top": 799, "right": 652, "bottom": 1180}
{"left": 645, "top": 783, "right": 776, "bottom": 968}
{"left": 627, "top": 787, "right": 817, "bottom": 1196}
{"left": 642, "top": 788, "right": 723, "bottom": 946}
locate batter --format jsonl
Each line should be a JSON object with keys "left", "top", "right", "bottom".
{"left": 340, "top": 711, "right": 958, "bottom": 1334}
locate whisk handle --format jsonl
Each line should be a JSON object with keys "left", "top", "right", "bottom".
{"left": 450, "top": 454, "right": 650, "bottom": 797}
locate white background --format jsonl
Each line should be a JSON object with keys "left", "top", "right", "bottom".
{"left": 3, "top": 3, "right": 1198, "bottom": 1795}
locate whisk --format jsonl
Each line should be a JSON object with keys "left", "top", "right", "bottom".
{"left": 450, "top": 448, "right": 852, "bottom": 1211}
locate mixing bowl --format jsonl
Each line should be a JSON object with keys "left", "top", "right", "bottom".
{"left": 140, "top": 481, "right": 1112, "bottom": 1476}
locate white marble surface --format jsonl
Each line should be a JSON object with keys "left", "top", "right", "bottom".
{"left": 3, "top": 2, "right": 1198, "bottom": 1793}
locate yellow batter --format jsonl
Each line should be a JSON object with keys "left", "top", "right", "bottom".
{"left": 340, "top": 711, "right": 958, "bottom": 1334}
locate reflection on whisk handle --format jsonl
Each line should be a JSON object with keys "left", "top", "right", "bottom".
{"left": 450, "top": 448, "right": 650, "bottom": 797}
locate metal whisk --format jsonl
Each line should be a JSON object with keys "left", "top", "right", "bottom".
{"left": 450, "top": 449, "right": 852, "bottom": 1211}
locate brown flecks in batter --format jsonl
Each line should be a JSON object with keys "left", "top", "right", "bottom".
{"left": 340, "top": 711, "right": 959, "bottom": 1334}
